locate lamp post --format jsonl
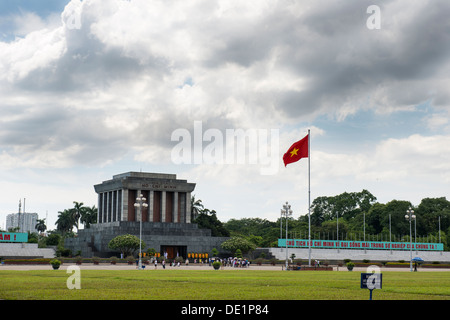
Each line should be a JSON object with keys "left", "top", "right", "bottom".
{"left": 281, "top": 202, "right": 293, "bottom": 271}
{"left": 405, "top": 207, "right": 416, "bottom": 272}
{"left": 280, "top": 210, "right": 283, "bottom": 240}
{"left": 134, "top": 193, "right": 148, "bottom": 270}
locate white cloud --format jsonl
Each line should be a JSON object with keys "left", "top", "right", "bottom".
{"left": 0, "top": 27, "right": 66, "bottom": 82}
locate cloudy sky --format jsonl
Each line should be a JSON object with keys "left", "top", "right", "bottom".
{"left": 1, "top": 0, "right": 449, "bottom": 230}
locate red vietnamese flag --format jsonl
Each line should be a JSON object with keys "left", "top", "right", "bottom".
{"left": 283, "top": 134, "right": 309, "bottom": 167}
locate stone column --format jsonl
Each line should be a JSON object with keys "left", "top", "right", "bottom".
{"left": 107, "top": 191, "right": 111, "bottom": 222}
{"left": 122, "top": 189, "right": 128, "bottom": 221}
{"left": 112, "top": 190, "right": 116, "bottom": 222}
{"left": 149, "top": 190, "right": 154, "bottom": 222}
{"left": 103, "top": 192, "right": 108, "bottom": 223}
{"left": 174, "top": 192, "right": 179, "bottom": 223}
{"left": 119, "top": 189, "right": 123, "bottom": 221}
{"left": 186, "top": 192, "right": 191, "bottom": 223}
{"left": 97, "top": 193, "right": 102, "bottom": 223}
{"left": 115, "top": 190, "right": 120, "bottom": 222}
{"left": 161, "top": 191, "right": 166, "bottom": 223}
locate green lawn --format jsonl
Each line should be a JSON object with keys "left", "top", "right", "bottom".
{"left": 0, "top": 269, "right": 449, "bottom": 300}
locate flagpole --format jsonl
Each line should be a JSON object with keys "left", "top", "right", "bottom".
{"left": 308, "top": 129, "right": 311, "bottom": 267}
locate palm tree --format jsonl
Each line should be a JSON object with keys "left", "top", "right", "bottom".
{"left": 191, "top": 195, "right": 204, "bottom": 221}
{"left": 56, "top": 209, "right": 75, "bottom": 235}
{"left": 72, "top": 201, "right": 85, "bottom": 232}
{"left": 80, "top": 205, "right": 97, "bottom": 229}
{"left": 35, "top": 219, "right": 47, "bottom": 233}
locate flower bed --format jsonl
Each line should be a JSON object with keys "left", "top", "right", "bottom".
{"left": 354, "top": 262, "right": 383, "bottom": 268}
{"left": 422, "top": 264, "right": 450, "bottom": 268}
{"left": 383, "top": 262, "right": 411, "bottom": 268}
{"left": 297, "top": 266, "right": 333, "bottom": 271}
{"left": 3, "top": 258, "right": 52, "bottom": 265}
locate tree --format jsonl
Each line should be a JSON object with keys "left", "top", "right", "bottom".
{"left": 80, "top": 205, "right": 97, "bottom": 229}
{"left": 46, "top": 233, "right": 62, "bottom": 246}
{"left": 194, "top": 209, "right": 230, "bottom": 237}
{"left": 108, "top": 234, "right": 145, "bottom": 257}
{"left": 56, "top": 209, "right": 75, "bottom": 235}
{"left": 191, "top": 195, "right": 204, "bottom": 221}
{"left": 225, "top": 218, "right": 275, "bottom": 236}
{"left": 27, "top": 232, "right": 39, "bottom": 243}
{"left": 381, "top": 200, "right": 412, "bottom": 236}
{"left": 56, "top": 201, "right": 96, "bottom": 234}
{"left": 220, "top": 236, "right": 256, "bottom": 255}
{"left": 364, "top": 202, "right": 385, "bottom": 234}
{"left": 415, "top": 197, "right": 450, "bottom": 235}
{"left": 72, "top": 201, "right": 86, "bottom": 232}
{"left": 310, "top": 190, "right": 377, "bottom": 225}
{"left": 35, "top": 219, "right": 47, "bottom": 233}
{"left": 310, "top": 196, "right": 331, "bottom": 226}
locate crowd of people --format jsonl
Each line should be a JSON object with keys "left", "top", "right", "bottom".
{"left": 219, "top": 257, "right": 251, "bottom": 268}
{"left": 146, "top": 256, "right": 251, "bottom": 269}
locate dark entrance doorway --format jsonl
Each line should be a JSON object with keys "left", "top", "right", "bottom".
{"left": 161, "top": 245, "right": 187, "bottom": 259}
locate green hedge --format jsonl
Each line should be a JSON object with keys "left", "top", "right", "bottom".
{"left": 3, "top": 258, "right": 52, "bottom": 264}
{"left": 58, "top": 257, "right": 132, "bottom": 264}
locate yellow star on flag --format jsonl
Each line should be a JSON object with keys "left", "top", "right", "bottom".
{"left": 290, "top": 148, "right": 299, "bottom": 157}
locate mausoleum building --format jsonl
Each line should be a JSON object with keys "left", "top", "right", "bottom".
{"left": 65, "top": 172, "right": 229, "bottom": 258}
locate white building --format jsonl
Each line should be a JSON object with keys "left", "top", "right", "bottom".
{"left": 6, "top": 212, "right": 39, "bottom": 233}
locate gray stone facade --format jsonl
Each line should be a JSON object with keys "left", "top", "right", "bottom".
{"left": 64, "top": 172, "right": 229, "bottom": 258}
{"left": 94, "top": 172, "right": 196, "bottom": 224}
{"left": 65, "top": 221, "right": 229, "bottom": 258}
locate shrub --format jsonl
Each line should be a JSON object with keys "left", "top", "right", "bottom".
{"left": 126, "top": 256, "right": 135, "bottom": 264}
{"left": 146, "top": 248, "right": 156, "bottom": 257}
{"left": 220, "top": 236, "right": 255, "bottom": 255}
{"left": 92, "top": 256, "right": 101, "bottom": 264}
{"left": 56, "top": 247, "right": 72, "bottom": 257}
{"left": 346, "top": 262, "right": 355, "bottom": 271}
{"left": 75, "top": 256, "right": 83, "bottom": 264}
{"left": 174, "top": 256, "right": 184, "bottom": 264}
{"left": 108, "top": 234, "right": 145, "bottom": 257}
{"left": 212, "top": 261, "right": 221, "bottom": 270}
{"left": 50, "top": 259, "right": 61, "bottom": 269}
